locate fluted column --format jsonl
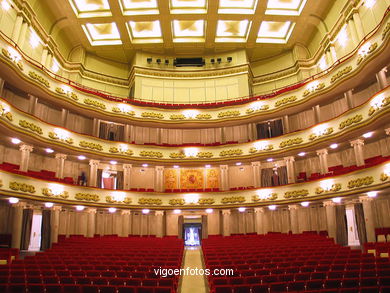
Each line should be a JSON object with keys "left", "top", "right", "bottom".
{"left": 359, "top": 196, "right": 376, "bottom": 242}
{"left": 55, "top": 154, "right": 67, "bottom": 179}
{"left": 316, "top": 149, "right": 329, "bottom": 175}
{"left": 347, "top": 18, "right": 359, "bottom": 46}
{"left": 155, "top": 166, "right": 164, "bottom": 192}
{"left": 313, "top": 105, "right": 321, "bottom": 124}
{"left": 254, "top": 208, "right": 265, "bottom": 235}
{"left": 284, "top": 156, "right": 296, "bottom": 184}
{"left": 155, "top": 211, "right": 165, "bottom": 238}
{"left": 251, "top": 161, "right": 261, "bottom": 188}
{"left": 220, "top": 165, "right": 229, "bottom": 191}
{"left": 11, "top": 14, "right": 23, "bottom": 41}
{"left": 221, "top": 127, "right": 226, "bottom": 144}
{"left": 352, "top": 11, "right": 364, "bottom": 40}
{"left": 376, "top": 68, "right": 388, "bottom": 89}
{"left": 124, "top": 125, "right": 130, "bottom": 142}
{"left": 61, "top": 109, "right": 68, "bottom": 127}
{"left": 324, "top": 201, "right": 337, "bottom": 240}
{"left": 11, "top": 202, "right": 26, "bottom": 249}
{"left": 0, "top": 78, "right": 4, "bottom": 96}
{"left": 51, "top": 206, "right": 61, "bottom": 244}
{"left": 86, "top": 208, "right": 96, "bottom": 237}
{"left": 283, "top": 115, "right": 290, "bottom": 133}
{"left": 88, "top": 160, "right": 100, "bottom": 187}
{"left": 156, "top": 128, "right": 162, "bottom": 145}
{"left": 344, "top": 90, "right": 354, "bottom": 109}
{"left": 27, "top": 94, "right": 38, "bottom": 115}
{"left": 17, "top": 20, "right": 28, "bottom": 48}
{"left": 19, "top": 144, "right": 33, "bottom": 172}
{"left": 123, "top": 164, "right": 132, "bottom": 190}
{"left": 222, "top": 209, "right": 231, "bottom": 236}
{"left": 289, "top": 205, "right": 299, "bottom": 234}
{"left": 350, "top": 139, "right": 365, "bottom": 166}
{"left": 121, "top": 210, "right": 131, "bottom": 237}
{"left": 92, "top": 118, "right": 100, "bottom": 137}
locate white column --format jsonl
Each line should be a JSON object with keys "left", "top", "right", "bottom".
{"left": 155, "top": 211, "right": 164, "bottom": 238}
{"left": 129, "top": 125, "right": 135, "bottom": 143}
{"left": 283, "top": 115, "right": 290, "bottom": 133}
{"left": 55, "top": 154, "right": 67, "bottom": 179}
{"left": 251, "top": 161, "right": 261, "bottom": 188}
{"left": 124, "top": 125, "right": 130, "bottom": 142}
{"left": 92, "top": 118, "right": 100, "bottom": 137}
{"left": 155, "top": 166, "right": 164, "bottom": 192}
{"left": 222, "top": 209, "right": 231, "bottom": 236}
{"left": 123, "top": 164, "right": 132, "bottom": 190}
{"left": 289, "top": 205, "right": 299, "bottom": 234}
{"left": 220, "top": 165, "right": 229, "bottom": 191}
{"left": 61, "top": 109, "right": 68, "bottom": 127}
{"left": 347, "top": 19, "right": 359, "bottom": 46}
{"left": 376, "top": 68, "right": 388, "bottom": 89}
{"left": 221, "top": 127, "right": 226, "bottom": 144}
{"left": 19, "top": 144, "right": 33, "bottom": 172}
{"left": 353, "top": 11, "right": 365, "bottom": 40}
{"left": 121, "top": 210, "right": 131, "bottom": 237}
{"left": 359, "top": 196, "right": 376, "bottom": 242}
{"left": 254, "top": 208, "right": 264, "bottom": 235}
{"left": 252, "top": 123, "right": 257, "bottom": 139}
{"left": 324, "top": 200, "right": 337, "bottom": 240}
{"left": 27, "top": 94, "right": 38, "bottom": 115}
{"left": 11, "top": 15, "right": 23, "bottom": 41}
{"left": 316, "top": 149, "right": 329, "bottom": 175}
{"left": 41, "top": 48, "right": 48, "bottom": 66}
{"left": 344, "top": 90, "right": 354, "bottom": 109}
{"left": 88, "top": 160, "right": 100, "bottom": 187}
{"left": 51, "top": 206, "right": 61, "bottom": 244}
{"left": 247, "top": 123, "right": 254, "bottom": 141}
{"left": 11, "top": 202, "right": 26, "bottom": 249}
{"left": 284, "top": 156, "right": 296, "bottom": 184}
{"left": 350, "top": 139, "right": 365, "bottom": 167}
{"left": 313, "top": 105, "right": 321, "bottom": 124}
{"left": 157, "top": 128, "right": 162, "bottom": 145}
{"left": 17, "top": 21, "right": 28, "bottom": 48}
{"left": 86, "top": 208, "right": 96, "bottom": 237}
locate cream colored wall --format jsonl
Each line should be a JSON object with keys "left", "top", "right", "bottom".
{"left": 229, "top": 165, "right": 254, "bottom": 188}
{"left": 130, "top": 167, "right": 155, "bottom": 189}
{"left": 207, "top": 211, "right": 221, "bottom": 235}
{"left": 166, "top": 213, "right": 179, "bottom": 236}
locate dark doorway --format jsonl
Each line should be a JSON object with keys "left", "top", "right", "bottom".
{"left": 183, "top": 223, "right": 202, "bottom": 246}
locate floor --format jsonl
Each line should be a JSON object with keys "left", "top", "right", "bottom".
{"left": 179, "top": 246, "right": 208, "bottom": 293}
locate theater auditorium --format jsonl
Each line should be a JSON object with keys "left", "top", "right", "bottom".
{"left": 0, "top": 0, "right": 390, "bottom": 292}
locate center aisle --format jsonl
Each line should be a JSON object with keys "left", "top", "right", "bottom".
{"left": 179, "top": 246, "right": 208, "bottom": 293}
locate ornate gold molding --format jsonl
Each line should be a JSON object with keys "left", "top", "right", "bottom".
{"left": 9, "top": 182, "right": 35, "bottom": 193}
{"left": 221, "top": 196, "right": 245, "bottom": 204}
{"left": 42, "top": 188, "right": 69, "bottom": 198}
{"left": 79, "top": 141, "right": 103, "bottom": 151}
{"left": 19, "top": 120, "right": 43, "bottom": 134}
{"left": 75, "top": 193, "right": 100, "bottom": 202}
{"left": 348, "top": 176, "right": 374, "bottom": 189}
{"left": 339, "top": 114, "right": 363, "bottom": 129}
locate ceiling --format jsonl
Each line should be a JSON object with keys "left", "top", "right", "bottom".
{"left": 38, "top": 0, "right": 334, "bottom": 63}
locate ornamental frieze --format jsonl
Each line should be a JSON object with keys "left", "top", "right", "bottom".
{"left": 138, "top": 198, "right": 162, "bottom": 205}
{"left": 19, "top": 120, "right": 43, "bottom": 135}
{"left": 141, "top": 112, "right": 164, "bottom": 119}
{"left": 169, "top": 199, "right": 186, "bottom": 206}
{"left": 9, "top": 182, "right": 35, "bottom": 193}
{"left": 330, "top": 66, "right": 352, "bottom": 83}
{"left": 252, "top": 193, "right": 277, "bottom": 202}
{"left": 198, "top": 198, "right": 215, "bottom": 205}
{"left": 105, "top": 196, "right": 132, "bottom": 204}
{"left": 357, "top": 42, "right": 378, "bottom": 65}
{"left": 139, "top": 151, "right": 163, "bottom": 158}
{"left": 284, "top": 189, "right": 309, "bottom": 199}
{"left": 275, "top": 96, "right": 297, "bottom": 107}
{"left": 219, "top": 149, "right": 243, "bottom": 157}
{"left": 75, "top": 193, "right": 100, "bottom": 202}
{"left": 28, "top": 71, "right": 49, "bottom": 87}
{"left": 42, "top": 188, "right": 69, "bottom": 199}
{"left": 348, "top": 176, "right": 374, "bottom": 189}
{"left": 79, "top": 141, "right": 103, "bottom": 151}
{"left": 218, "top": 110, "right": 240, "bottom": 118}
{"left": 315, "top": 183, "right": 342, "bottom": 194}
{"left": 279, "top": 138, "right": 303, "bottom": 148}
{"left": 221, "top": 196, "right": 245, "bottom": 204}
{"left": 84, "top": 98, "right": 106, "bottom": 110}
{"left": 0, "top": 104, "right": 12, "bottom": 121}
{"left": 111, "top": 106, "right": 135, "bottom": 116}
{"left": 48, "top": 131, "right": 74, "bottom": 144}
{"left": 309, "top": 128, "right": 334, "bottom": 141}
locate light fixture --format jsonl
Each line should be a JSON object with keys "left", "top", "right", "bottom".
{"left": 9, "top": 197, "right": 19, "bottom": 204}
{"left": 365, "top": 0, "right": 376, "bottom": 8}
{"left": 45, "top": 202, "right": 54, "bottom": 208}
{"left": 205, "top": 164, "right": 211, "bottom": 168}
{"left": 367, "top": 191, "right": 377, "bottom": 198}
{"left": 337, "top": 26, "right": 348, "bottom": 47}
{"left": 11, "top": 138, "right": 21, "bottom": 144}
{"left": 165, "top": 59, "right": 169, "bottom": 65}
{"left": 301, "top": 201, "right": 309, "bottom": 207}
{"left": 268, "top": 205, "right": 277, "bottom": 210}
{"left": 330, "top": 143, "right": 338, "bottom": 149}
{"left": 108, "top": 207, "right": 117, "bottom": 213}
{"left": 236, "top": 162, "right": 242, "bottom": 166}
{"left": 29, "top": 29, "right": 41, "bottom": 48}
{"left": 267, "top": 158, "right": 273, "bottom": 162}
{"left": 45, "top": 148, "right": 54, "bottom": 154}
{"left": 78, "top": 155, "right": 86, "bottom": 160}
{"left": 52, "top": 59, "right": 60, "bottom": 73}
{"left": 142, "top": 209, "right": 150, "bottom": 214}
{"left": 332, "top": 197, "right": 342, "bottom": 203}
{"left": 185, "top": 194, "right": 199, "bottom": 204}
{"left": 362, "top": 132, "right": 373, "bottom": 138}
{"left": 142, "top": 163, "right": 148, "bottom": 167}
{"left": 227, "top": 57, "right": 232, "bottom": 62}
{"left": 147, "top": 58, "right": 152, "bottom": 63}
{"left": 184, "top": 147, "right": 198, "bottom": 157}
{"left": 217, "top": 58, "right": 222, "bottom": 64}
{"left": 173, "top": 209, "right": 181, "bottom": 214}
{"left": 173, "top": 165, "right": 179, "bottom": 169}
{"left": 156, "top": 58, "right": 161, "bottom": 64}
{"left": 110, "top": 160, "right": 117, "bottom": 165}
{"left": 298, "top": 152, "right": 306, "bottom": 157}
{"left": 205, "top": 208, "right": 213, "bottom": 214}
{"left": 210, "top": 58, "right": 215, "bottom": 64}
{"left": 1, "top": 0, "right": 11, "bottom": 10}
{"left": 75, "top": 205, "right": 85, "bottom": 211}
{"left": 238, "top": 207, "right": 246, "bottom": 212}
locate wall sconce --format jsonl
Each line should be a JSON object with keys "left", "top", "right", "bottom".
{"left": 217, "top": 58, "right": 222, "bottom": 64}
{"left": 147, "top": 58, "right": 152, "bottom": 64}
{"left": 227, "top": 57, "right": 232, "bottom": 62}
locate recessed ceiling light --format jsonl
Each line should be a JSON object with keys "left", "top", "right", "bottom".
{"left": 268, "top": 205, "right": 277, "bottom": 210}
{"left": 45, "top": 202, "right": 54, "bottom": 208}
{"left": 78, "top": 155, "right": 86, "bottom": 160}
{"left": 142, "top": 164, "right": 148, "bottom": 167}
{"left": 205, "top": 164, "right": 211, "bottom": 168}
{"left": 1, "top": 0, "right": 11, "bottom": 10}
{"left": 142, "top": 209, "right": 150, "bottom": 214}
{"left": 267, "top": 158, "right": 273, "bottom": 162}
{"left": 11, "top": 138, "right": 21, "bottom": 144}
{"left": 298, "top": 152, "right": 306, "bottom": 157}
{"left": 301, "top": 201, "right": 309, "bottom": 207}
{"left": 45, "top": 148, "right": 54, "bottom": 153}
{"left": 367, "top": 191, "right": 377, "bottom": 198}
{"left": 75, "top": 205, "right": 85, "bottom": 211}
{"left": 9, "top": 197, "right": 19, "bottom": 204}
{"left": 173, "top": 209, "right": 181, "bottom": 214}
{"left": 110, "top": 161, "right": 117, "bottom": 165}
{"left": 205, "top": 208, "right": 213, "bottom": 214}
{"left": 238, "top": 207, "right": 246, "bottom": 212}
{"left": 330, "top": 143, "right": 338, "bottom": 149}
{"left": 332, "top": 197, "right": 342, "bottom": 203}
{"left": 173, "top": 165, "right": 179, "bottom": 169}
{"left": 108, "top": 207, "right": 117, "bottom": 213}
{"left": 236, "top": 162, "right": 242, "bottom": 166}
{"left": 362, "top": 132, "right": 373, "bottom": 138}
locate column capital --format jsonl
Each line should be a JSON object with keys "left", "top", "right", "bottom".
{"left": 323, "top": 200, "right": 335, "bottom": 207}
{"left": 19, "top": 144, "right": 33, "bottom": 152}
{"left": 288, "top": 204, "right": 299, "bottom": 211}
{"left": 284, "top": 156, "right": 295, "bottom": 163}
{"left": 87, "top": 208, "right": 97, "bottom": 214}
{"left": 350, "top": 138, "right": 364, "bottom": 147}
{"left": 89, "top": 159, "right": 100, "bottom": 167}
{"left": 385, "top": 128, "right": 390, "bottom": 135}
{"left": 254, "top": 207, "right": 264, "bottom": 214}
{"left": 220, "top": 165, "right": 229, "bottom": 171}
{"left": 27, "top": 93, "right": 37, "bottom": 99}
{"left": 55, "top": 153, "right": 67, "bottom": 160}
{"left": 121, "top": 210, "right": 131, "bottom": 215}
{"left": 155, "top": 166, "right": 164, "bottom": 172}
{"left": 52, "top": 206, "right": 62, "bottom": 212}
{"left": 359, "top": 196, "right": 374, "bottom": 203}
{"left": 316, "top": 148, "right": 328, "bottom": 156}
{"left": 251, "top": 161, "right": 261, "bottom": 167}
{"left": 13, "top": 201, "right": 27, "bottom": 209}
{"left": 155, "top": 211, "right": 164, "bottom": 216}
{"left": 123, "top": 164, "right": 132, "bottom": 170}
{"left": 222, "top": 209, "right": 231, "bottom": 215}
